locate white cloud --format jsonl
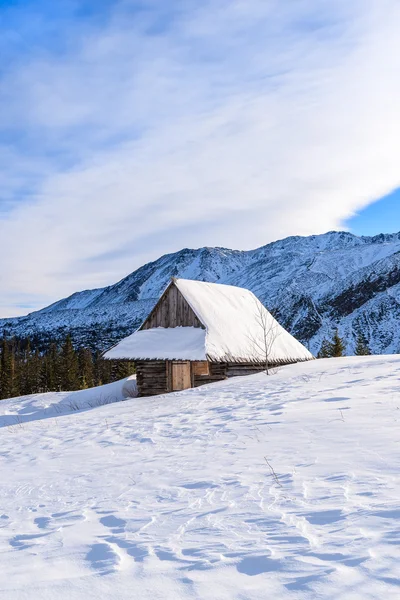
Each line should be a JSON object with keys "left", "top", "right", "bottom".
{"left": 1, "top": 0, "right": 400, "bottom": 316}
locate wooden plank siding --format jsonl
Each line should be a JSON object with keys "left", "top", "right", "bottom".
{"left": 136, "top": 360, "right": 168, "bottom": 397}
{"left": 141, "top": 281, "right": 204, "bottom": 330}
{"left": 135, "top": 359, "right": 304, "bottom": 397}
{"left": 192, "top": 361, "right": 209, "bottom": 376}
{"left": 192, "top": 362, "right": 227, "bottom": 388}
{"left": 135, "top": 358, "right": 306, "bottom": 397}
{"left": 171, "top": 361, "right": 192, "bottom": 391}
{"left": 136, "top": 360, "right": 228, "bottom": 396}
{"left": 225, "top": 363, "right": 268, "bottom": 377}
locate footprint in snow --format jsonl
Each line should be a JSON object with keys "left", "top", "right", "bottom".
{"left": 34, "top": 516, "right": 51, "bottom": 529}
{"left": 303, "top": 509, "right": 344, "bottom": 525}
{"left": 180, "top": 481, "right": 218, "bottom": 490}
{"left": 86, "top": 542, "right": 120, "bottom": 574}
{"left": 10, "top": 532, "right": 49, "bottom": 550}
{"left": 307, "top": 551, "right": 368, "bottom": 567}
{"left": 323, "top": 396, "right": 350, "bottom": 403}
{"left": 236, "top": 555, "right": 283, "bottom": 576}
{"left": 103, "top": 536, "right": 148, "bottom": 562}
{"left": 100, "top": 514, "right": 127, "bottom": 532}
{"left": 34, "top": 512, "right": 85, "bottom": 530}
{"left": 285, "top": 570, "right": 335, "bottom": 591}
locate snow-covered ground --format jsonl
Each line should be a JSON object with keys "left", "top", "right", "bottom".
{"left": 0, "top": 375, "right": 137, "bottom": 428}
{"left": 0, "top": 356, "right": 399, "bottom": 599}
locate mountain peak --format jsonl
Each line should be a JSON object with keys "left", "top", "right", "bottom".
{"left": 2, "top": 229, "right": 400, "bottom": 356}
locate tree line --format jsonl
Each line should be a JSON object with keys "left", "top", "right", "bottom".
{"left": 0, "top": 328, "right": 372, "bottom": 400}
{"left": 317, "top": 330, "right": 371, "bottom": 358}
{"left": 0, "top": 335, "right": 135, "bottom": 400}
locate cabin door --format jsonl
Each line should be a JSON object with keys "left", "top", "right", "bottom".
{"left": 171, "top": 361, "right": 192, "bottom": 391}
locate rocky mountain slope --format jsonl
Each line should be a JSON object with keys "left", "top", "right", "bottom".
{"left": 2, "top": 230, "right": 400, "bottom": 355}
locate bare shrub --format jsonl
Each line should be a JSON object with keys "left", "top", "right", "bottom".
{"left": 264, "top": 456, "right": 283, "bottom": 487}
{"left": 85, "top": 394, "right": 119, "bottom": 409}
{"left": 248, "top": 297, "right": 281, "bottom": 375}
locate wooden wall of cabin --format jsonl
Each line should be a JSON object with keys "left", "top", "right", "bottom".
{"left": 225, "top": 363, "right": 266, "bottom": 377}
{"left": 192, "top": 362, "right": 267, "bottom": 387}
{"left": 136, "top": 359, "right": 298, "bottom": 397}
{"left": 136, "top": 360, "right": 169, "bottom": 397}
{"left": 192, "top": 362, "right": 227, "bottom": 387}
{"left": 136, "top": 360, "right": 228, "bottom": 396}
{"left": 141, "top": 283, "right": 203, "bottom": 330}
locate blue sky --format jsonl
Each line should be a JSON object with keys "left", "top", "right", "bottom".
{"left": 1, "top": 0, "right": 400, "bottom": 316}
{"left": 348, "top": 189, "right": 400, "bottom": 236}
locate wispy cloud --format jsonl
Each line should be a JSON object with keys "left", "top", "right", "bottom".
{"left": 1, "top": 0, "right": 400, "bottom": 316}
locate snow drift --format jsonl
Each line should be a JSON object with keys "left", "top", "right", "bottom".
{"left": 0, "top": 375, "right": 137, "bottom": 427}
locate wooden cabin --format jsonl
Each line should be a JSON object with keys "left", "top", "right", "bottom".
{"left": 104, "top": 278, "right": 313, "bottom": 396}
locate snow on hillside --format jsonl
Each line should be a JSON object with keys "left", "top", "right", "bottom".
{"left": 0, "top": 376, "right": 137, "bottom": 427}
{"left": 0, "top": 357, "right": 399, "bottom": 599}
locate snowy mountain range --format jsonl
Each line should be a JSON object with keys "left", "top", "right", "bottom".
{"left": 2, "top": 230, "right": 400, "bottom": 355}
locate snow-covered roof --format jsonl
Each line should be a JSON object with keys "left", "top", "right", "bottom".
{"left": 104, "top": 279, "right": 313, "bottom": 363}
{"left": 104, "top": 327, "right": 207, "bottom": 361}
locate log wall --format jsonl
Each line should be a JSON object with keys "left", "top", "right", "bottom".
{"left": 225, "top": 363, "right": 267, "bottom": 377}
{"left": 192, "top": 362, "right": 227, "bottom": 387}
{"left": 141, "top": 283, "right": 203, "bottom": 330}
{"left": 136, "top": 360, "right": 302, "bottom": 397}
{"left": 136, "top": 360, "right": 228, "bottom": 396}
{"left": 136, "top": 360, "right": 168, "bottom": 397}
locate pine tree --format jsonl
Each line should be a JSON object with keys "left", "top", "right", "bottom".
{"left": 31, "top": 349, "right": 43, "bottom": 393}
{"left": 48, "top": 342, "right": 61, "bottom": 391}
{"left": 354, "top": 332, "right": 371, "bottom": 356}
{"left": 317, "top": 338, "right": 332, "bottom": 358}
{"left": 19, "top": 338, "right": 34, "bottom": 396}
{"left": 93, "top": 351, "right": 104, "bottom": 387}
{"left": 111, "top": 359, "right": 135, "bottom": 381}
{"left": 317, "top": 330, "right": 346, "bottom": 358}
{"left": 0, "top": 338, "right": 16, "bottom": 399}
{"left": 99, "top": 356, "right": 112, "bottom": 386}
{"left": 78, "top": 347, "right": 94, "bottom": 389}
{"left": 0, "top": 333, "right": 136, "bottom": 397}
{"left": 26, "top": 345, "right": 41, "bottom": 395}
{"left": 330, "top": 329, "right": 345, "bottom": 357}
{"left": 60, "top": 335, "right": 79, "bottom": 390}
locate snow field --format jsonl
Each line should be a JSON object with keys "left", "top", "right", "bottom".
{"left": 0, "top": 356, "right": 399, "bottom": 599}
{"left": 0, "top": 375, "right": 137, "bottom": 427}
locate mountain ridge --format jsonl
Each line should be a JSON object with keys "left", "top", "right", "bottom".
{"left": 2, "top": 229, "right": 400, "bottom": 355}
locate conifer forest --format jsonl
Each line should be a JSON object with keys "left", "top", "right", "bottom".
{"left": 0, "top": 334, "right": 135, "bottom": 400}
